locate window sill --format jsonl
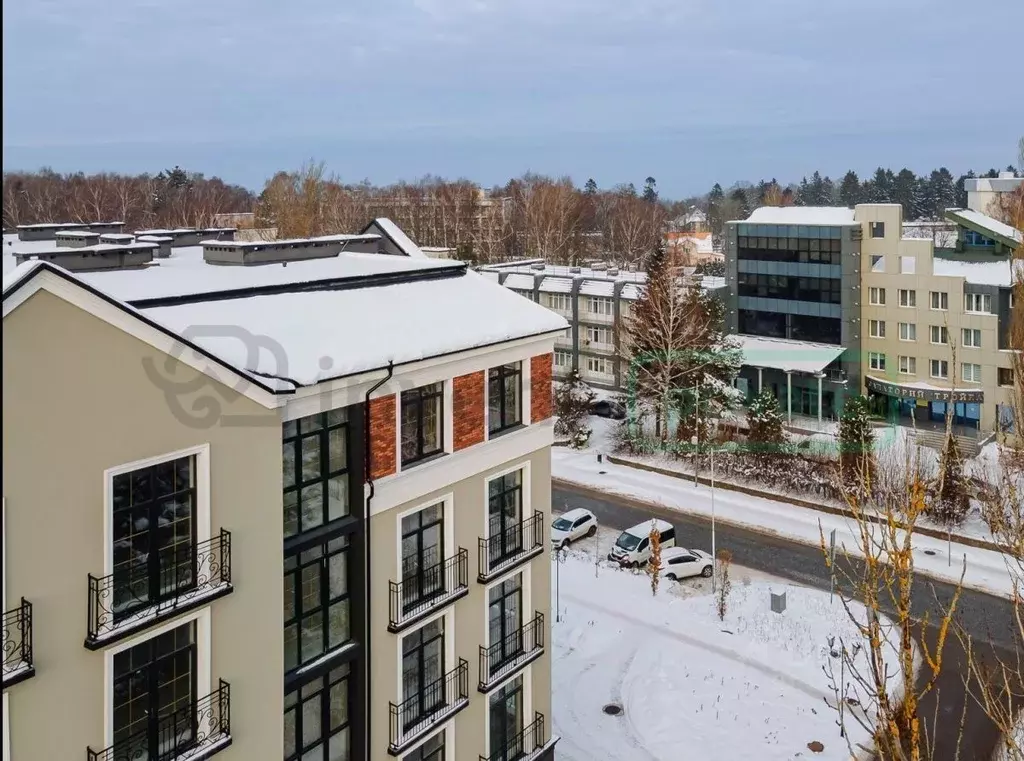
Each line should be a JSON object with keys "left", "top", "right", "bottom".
{"left": 400, "top": 451, "right": 448, "bottom": 471}
{"left": 488, "top": 423, "right": 526, "bottom": 441}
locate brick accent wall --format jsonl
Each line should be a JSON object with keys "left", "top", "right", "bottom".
{"left": 453, "top": 371, "right": 485, "bottom": 450}
{"left": 367, "top": 394, "right": 396, "bottom": 480}
{"left": 530, "top": 353, "right": 553, "bottom": 423}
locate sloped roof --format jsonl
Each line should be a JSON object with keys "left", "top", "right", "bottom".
{"left": 944, "top": 208, "right": 1022, "bottom": 247}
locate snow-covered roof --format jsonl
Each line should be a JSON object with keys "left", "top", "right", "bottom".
{"left": 480, "top": 261, "right": 647, "bottom": 283}
{"left": 736, "top": 334, "right": 845, "bottom": 374}
{"left": 201, "top": 234, "right": 378, "bottom": 249}
{"left": 361, "top": 217, "right": 425, "bottom": 257}
{"left": 503, "top": 273, "right": 536, "bottom": 291}
{"left": 932, "top": 257, "right": 1022, "bottom": 287}
{"left": 16, "top": 222, "right": 88, "bottom": 230}
{"left": 137, "top": 235, "right": 173, "bottom": 243}
{"left": 685, "top": 209, "right": 707, "bottom": 224}
{"left": 620, "top": 283, "right": 643, "bottom": 301}
{"left": 701, "top": 276, "right": 726, "bottom": 290}
{"left": 579, "top": 280, "right": 615, "bottom": 297}
{"left": 142, "top": 270, "right": 568, "bottom": 385}
{"left": 944, "top": 208, "right": 1023, "bottom": 246}
{"left": 741, "top": 207, "right": 858, "bottom": 226}
{"left": 55, "top": 230, "right": 100, "bottom": 238}
{"left": 538, "top": 276, "right": 573, "bottom": 294}
{"left": 964, "top": 175, "right": 1023, "bottom": 193}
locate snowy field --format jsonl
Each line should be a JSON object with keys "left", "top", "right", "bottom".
{"left": 552, "top": 549, "right": 908, "bottom": 761}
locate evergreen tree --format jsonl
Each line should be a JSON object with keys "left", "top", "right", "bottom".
{"left": 554, "top": 369, "right": 595, "bottom": 449}
{"left": 746, "top": 389, "right": 786, "bottom": 457}
{"left": 708, "top": 183, "right": 725, "bottom": 238}
{"left": 584, "top": 178, "right": 598, "bottom": 195}
{"left": 796, "top": 176, "right": 812, "bottom": 206}
{"left": 954, "top": 171, "right": 974, "bottom": 209}
{"left": 838, "top": 171, "right": 861, "bottom": 207}
{"left": 642, "top": 177, "right": 658, "bottom": 204}
{"left": 820, "top": 175, "right": 836, "bottom": 205}
{"left": 928, "top": 168, "right": 957, "bottom": 214}
{"left": 839, "top": 395, "right": 874, "bottom": 473}
{"left": 893, "top": 168, "right": 918, "bottom": 217}
{"left": 809, "top": 171, "right": 826, "bottom": 205}
{"left": 918, "top": 177, "right": 937, "bottom": 219}
{"left": 729, "top": 187, "right": 750, "bottom": 218}
{"left": 866, "top": 167, "right": 892, "bottom": 203}
{"left": 932, "top": 433, "right": 970, "bottom": 526}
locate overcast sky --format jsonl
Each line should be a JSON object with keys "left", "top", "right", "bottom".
{"left": 3, "top": 0, "right": 1022, "bottom": 197}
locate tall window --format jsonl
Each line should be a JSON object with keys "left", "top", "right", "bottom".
{"left": 869, "top": 352, "right": 886, "bottom": 371}
{"left": 869, "top": 320, "right": 886, "bottom": 338}
{"left": 585, "top": 356, "right": 610, "bottom": 375}
{"left": 488, "top": 364, "right": 522, "bottom": 436}
{"left": 488, "top": 675, "right": 524, "bottom": 761}
{"left": 546, "top": 293, "right": 570, "bottom": 312}
{"left": 488, "top": 470, "right": 523, "bottom": 565}
{"left": 869, "top": 287, "right": 885, "bottom": 306}
{"left": 112, "top": 623, "right": 196, "bottom": 760}
{"left": 930, "top": 325, "right": 949, "bottom": 345}
{"left": 898, "top": 322, "right": 916, "bottom": 341}
{"left": 283, "top": 410, "right": 349, "bottom": 540}
{"left": 586, "top": 326, "right": 613, "bottom": 346}
{"left": 401, "top": 504, "right": 444, "bottom": 610}
{"left": 964, "top": 293, "right": 992, "bottom": 313}
{"left": 870, "top": 221, "right": 885, "bottom": 238}
{"left": 930, "top": 359, "right": 949, "bottom": 379}
{"left": 588, "top": 297, "right": 613, "bottom": 316}
{"left": 402, "top": 383, "right": 445, "bottom": 466}
{"left": 553, "top": 351, "right": 571, "bottom": 369}
{"left": 284, "top": 665, "right": 350, "bottom": 761}
{"left": 402, "top": 620, "right": 445, "bottom": 729}
{"left": 930, "top": 291, "right": 948, "bottom": 310}
{"left": 112, "top": 455, "right": 196, "bottom": 617}
{"left": 962, "top": 328, "right": 981, "bottom": 348}
{"left": 898, "top": 289, "right": 917, "bottom": 308}
{"left": 963, "top": 363, "right": 982, "bottom": 383}
{"left": 488, "top": 575, "right": 523, "bottom": 672}
{"left": 405, "top": 732, "right": 444, "bottom": 761}
{"left": 284, "top": 536, "right": 350, "bottom": 672}
{"left": 898, "top": 356, "right": 917, "bottom": 375}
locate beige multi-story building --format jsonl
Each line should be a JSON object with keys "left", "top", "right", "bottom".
{"left": 2, "top": 221, "right": 564, "bottom": 761}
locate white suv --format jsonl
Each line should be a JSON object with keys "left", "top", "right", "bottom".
{"left": 551, "top": 508, "right": 597, "bottom": 549}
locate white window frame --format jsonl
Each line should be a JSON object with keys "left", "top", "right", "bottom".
{"left": 546, "top": 293, "right": 570, "bottom": 312}
{"left": 103, "top": 606, "right": 212, "bottom": 751}
{"left": 587, "top": 296, "right": 613, "bottom": 316}
{"left": 585, "top": 326, "right": 612, "bottom": 345}
{"left": 868, "top": 287, "right": 886, "bottom": 306}
{"left": 962, "top": 363, "right": 982, "bottom": 383}
{"left": 869, "top": 320, "right": 886, "bottom": 339}
{"left": 899, "top": 256, "right": 916, "bottom": 275}
{"left": 868, "top": 352, "right": 886, "bottom": 371}
{"left": 553, "top": 351, "right": 571, "bottom": 369}
{"left": 930, "top": 359, "right": 949, "bottom": 379}
{"left": 930, "top": 326, "right": 949, "bottom": 345}
{"left": 585, "top": 356, "right": 610, "bottom": 375}
{"left": 898, "top": 356, "right": 916, "bottom": 375}
{"left": 962, "top": 328, "right": 981, "bottom": 349}
{"left": 964, "top": 293, "right": 992, "bottom": 314}
{"left": 898, "top": 322, "right": 916, "bottom": 342}
{"left": 930, "top": 291, "right": 948, "bottom": 311}
{"left": 898, "top": 289, "right": 917, "bottom": 308}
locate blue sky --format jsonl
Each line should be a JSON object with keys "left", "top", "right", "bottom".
{"left": 3, "top": 0, "right": 1022, "bottom": 197}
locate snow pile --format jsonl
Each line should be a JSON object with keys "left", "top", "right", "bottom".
{"left": 553, "top": 553, "right": 909, "bottom": 761}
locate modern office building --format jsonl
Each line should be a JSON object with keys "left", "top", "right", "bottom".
{"left": 478, "top": 260, "right": 726, "bottom": 393}
{"left": 724, "top": 203, "right": 1021, "bottom": 444}
{"left": 2, "top": 223, "right": 564, "bottom": 761}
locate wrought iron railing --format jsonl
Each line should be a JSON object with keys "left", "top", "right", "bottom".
{"left": 388, "top": 549, "right": 468, "bottom": 631}
{"left": 480, "top": 713, "right": 546, "bottom": 761}
{"left": 87, "top": 529, "right": 232, "bottom": 644}
{"left": 479, "top": 613, "right": 544, "bottom": 690}
{"left": 389, "top": 660, "right": 469, "bottom": 754}
{"left": 87, "top": 680, "right": 231, "bottom": 761}
{"left": 2, "top": 598, "right": 34, "bottom": 685}
{"left": 478, "top": 511, "right": 544, "bottom": 580}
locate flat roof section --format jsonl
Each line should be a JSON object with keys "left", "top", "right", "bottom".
{"left": 740, "top": 207, "right": 858, "bottom": 226}
{"left": 736, "top": 334, "right": 845, "bottom": 375}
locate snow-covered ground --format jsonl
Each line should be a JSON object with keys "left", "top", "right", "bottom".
{"left": 553, "top": 550, "right": 908, "bottom": 761}
{"left": 553, "top": 418, "right": 1016, "bottom": 598}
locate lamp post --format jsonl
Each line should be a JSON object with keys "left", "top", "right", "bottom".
{"left": 691, "top": 433, "right": 716, "bottom": 593}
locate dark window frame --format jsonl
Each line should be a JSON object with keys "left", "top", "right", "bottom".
{"left": 488, "top": 575, "right": 523, "bottom": 668}
{"left": 283, "top": 410, "right": 350, "bottom": 540}
{"left": 284, "top": 535, "right": 351, "bottom": 674}
{"left": 401, "top": 383, "right": 446, "bottom": 467}
{"left": 401, "top": 504, "right": 445, "bottom": 612}
{"left": 488, "top": 363, "right": 523, "bottom": 436}
{"left": 487, "top": 471, "right": 524, "bottom": 565}
{"left": 488, "top": 674, "right": 524, "bottom": 761}
{"left": 405, "top": 731, "right": 445, "bottom": 761}
{"left": 284, "top": 664, "right": 351, "bottom": 761}
{"left": 402, "top": 619, "right": 446, "bottom": 730}
{"left": 870, "top": 221, "right": 885, "bottom": 238}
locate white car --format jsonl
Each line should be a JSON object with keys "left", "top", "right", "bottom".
{"left": 551, "top": 508, "right": 597, "bottom": 549}
{"left": 659, "top": 547, "right": 714, "bottom": 580}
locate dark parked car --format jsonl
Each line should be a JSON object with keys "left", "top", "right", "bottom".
{"left": 590, "top": 399, "right": 626, "bottom": 420}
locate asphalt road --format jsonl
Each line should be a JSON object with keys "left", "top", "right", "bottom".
{"left": 553, "top": 480, "right": 1022, "bottom": 760}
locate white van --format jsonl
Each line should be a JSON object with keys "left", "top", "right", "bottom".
{"left": 607, "top": 518, "right": 676, "bottom": 567}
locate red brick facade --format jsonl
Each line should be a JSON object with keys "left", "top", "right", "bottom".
{"left": 530, "top": 353, "right": 553, "bottom": 423}
{"left": 367, "top": 394, "right": 396, "bottom": 480}
{"left": 453, "top": 371, "right": 486, "bottom": 450}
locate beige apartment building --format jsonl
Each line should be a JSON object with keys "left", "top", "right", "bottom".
{"left": 2, "top": 220, "right": 564, "bottom": 761}
{"left": 858, "top": 204, "right": 1020, "bottom": 446}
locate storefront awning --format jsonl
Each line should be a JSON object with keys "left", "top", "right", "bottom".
{"left": 736, "top": 335, "right": 845, "bottom": 375}
{"left": 866, "top": 376, "right": 984, "bottom": 404}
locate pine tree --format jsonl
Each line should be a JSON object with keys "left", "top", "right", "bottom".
{"left": 839, "top": 171, "right": 861, "bottom": 207}
{"left": 554, "top": 369, "right": 595, "bottom": 449}
{"left": 642, "top": 177, "right": 658, "bottom": 204}
{"left": 867, "top": 168, "right": 892, "bottom": 203}
{"left": 929, "top": 168, "right": 957, "bottom": 214}
{"left": 746, "top": 389, "right": 786, "bottom": 457}
{"left": 796, "top": 176, "right": 812, "bottom": 206}
{"left": 708, "top": 183, "right": 725, "bottom": 238}
{"left": 820, "top": 175, "right": 836, "bottom": 205}
{"left": 954, "top": 171, "right": 975, "bottom": 209}
{"left": 932, "top": 433, "right": 970, "bottom": 526}
{"left": 893, "top": 168, "right": 918, "bottom": 217}
{"left": 584, "top": 178, "right": 598, "bottom": 195}
{"left": 839, "top": 395, "right": 874, "bottom": 473}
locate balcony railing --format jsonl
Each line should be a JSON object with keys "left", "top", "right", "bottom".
{"left": 479, "top": 613, "right": 545, "bottom": 692}
{"left": 86, "top": 529, "right": 233, "bottom": 648}
{"left": 88, "top": 679, "right": 231, "bottom": 761}
{"left": 388, "top": 659, "right": 469, "bottom": 756}
{"left": 2, "top": 597, "right": 34, "bottom": 687}
{"left": 388, "top": 549, "right": 469, "bottom": 633}
{"left": 478, "top": 512, "right": 544, "bottom": 582}
{"left": 480, "top": 713, "right": 546, "bottom": 761}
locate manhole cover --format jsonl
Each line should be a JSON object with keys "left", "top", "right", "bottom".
{"left": 598, "top": 470, "right": 607, "bottom": 475}
{"left": 602, "top": 703, "right": 623, "bottom": 716}
{"left": 924, "top": 550, "right": 937, "bottom": 556}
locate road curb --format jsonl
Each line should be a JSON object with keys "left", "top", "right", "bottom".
{"left": 601, "top": 454, "right": 1010, "bottom": 555}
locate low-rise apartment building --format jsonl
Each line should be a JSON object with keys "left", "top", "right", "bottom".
{"left": 479, "top": 260, "right": 726, "bottom": 393}
{"left": 2, "top": 222, "right": 565, "bottom": 761}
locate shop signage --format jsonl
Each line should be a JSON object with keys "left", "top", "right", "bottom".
{"left": 866, "top": 377, "right": 983, "bottom": 404}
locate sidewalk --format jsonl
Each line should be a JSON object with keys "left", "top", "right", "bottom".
{"left": 552, "top": 447, "right": 1016, "bottom": 599}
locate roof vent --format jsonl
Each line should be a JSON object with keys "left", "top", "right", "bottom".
{"left": 530, "top": 262, "right": 546, "bottom": 270}
{"left": 999, "top": 171, "right": 1016, "bottom": 179}
{"left": 608, "top": 267, "right": 619, "bottom": 276}
{"left": 569, "top": 266, "right": 581, "bottom": 274}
